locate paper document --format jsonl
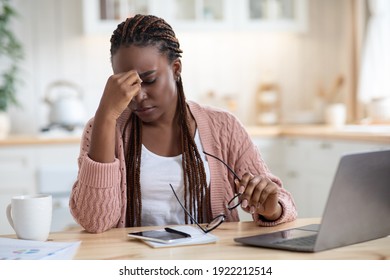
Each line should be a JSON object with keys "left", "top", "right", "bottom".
{"left": 128, "top": 225, "right": 218, "bottom": 248}
{"left": 0, "top": 238, "right": 81, "bottom": 260}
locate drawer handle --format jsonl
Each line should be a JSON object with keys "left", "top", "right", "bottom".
{"left": 286, "top": 171, "right": 298, "bottom": 178}
{"left": 320, "top": 142, "right": 332, "bottom": 149}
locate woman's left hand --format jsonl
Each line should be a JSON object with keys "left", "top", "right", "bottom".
{"left": 235, "top": 172, "right": 282, "bottom": 221}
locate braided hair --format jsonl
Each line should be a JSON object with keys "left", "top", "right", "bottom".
{"left": 110, "top": 14, "right": 210, "bottom": 227}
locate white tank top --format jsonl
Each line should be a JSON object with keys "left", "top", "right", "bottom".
{"left": 140, "top": 130, "right": 210, "bottom": 226}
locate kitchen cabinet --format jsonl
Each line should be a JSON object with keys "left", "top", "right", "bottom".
{"left": 83, "top": 0, "right": 163, "bottom": 34}
{"left": 253, "top": 137, "right": 283, "bottom": 173}
{"left": 0, "top": 147, "right": 35, "bottom": 235}
{"left": 82, "top": 0, "right": 308, "bottom": 34}
{"left": 163, "top": 0, "right": 233, "bottom": 31}
{"left": 0, "top": 143, "right": 80, "bottom": 235}
{"left": 237, "top": 0, "right": 308, "bottom": 32}
{"left": 279, "top": 137, "right": 390, "bottom": 218}
{"left": 0, "top": 147, "right": 35, "bottom": 195}
{"left": 240, "top": 135, "right": 390, "bottom": 220}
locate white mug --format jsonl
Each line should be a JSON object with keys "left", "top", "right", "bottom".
{"left": 6, "top": 194, "right": 52, "bottom": 241}
{"left": 325, "top": 103, "right": 347, "bottom": 127}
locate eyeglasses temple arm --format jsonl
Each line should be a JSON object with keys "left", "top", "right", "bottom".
{"left": 203, "top": 151, "right": 241, "bottom": 181}
{"left": 169, "top": 184, "right": 208, "bottom": 234}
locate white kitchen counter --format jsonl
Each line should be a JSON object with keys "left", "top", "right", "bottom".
{"left": 246, "top": 124, "right": 390, "bottom": 143}
{"left": 0, "top": 135, "right": 81, "bottom": 146}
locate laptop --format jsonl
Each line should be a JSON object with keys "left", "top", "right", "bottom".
{"left": 234, "top": 149, "right": 390, "bottom": 252}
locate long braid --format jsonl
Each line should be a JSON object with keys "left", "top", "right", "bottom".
{"left": 112, "top": 14, "right": 209, "bottom": 226}
{"left": 177, "top": 79, "right": 210, "bottom": 224}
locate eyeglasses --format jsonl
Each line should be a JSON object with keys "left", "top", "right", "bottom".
{"left": 169, "top": 151, "right": 242, "bottom": 233}
{"left": 169, "top": 183, "right": 225, "bottom": 233}
{"left": 203, "top": 151, "right": 242, "bottom": 211}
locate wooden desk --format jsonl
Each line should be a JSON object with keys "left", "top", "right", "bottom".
{"left": 41, "top": 218, "right": 389, "bottom": 260}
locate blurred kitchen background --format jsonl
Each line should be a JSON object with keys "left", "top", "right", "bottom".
{"left": 0, "top": 0, "right": 389, "bottom": 234}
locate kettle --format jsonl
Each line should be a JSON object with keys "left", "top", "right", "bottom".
{"left": 44, "top": 80, "right": 87, "bottom": 130}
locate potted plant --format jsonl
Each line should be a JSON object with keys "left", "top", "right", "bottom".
{"left": 0, "top": 0, "right": 23, "bottom": 138}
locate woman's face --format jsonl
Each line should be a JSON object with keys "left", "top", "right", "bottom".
{"left": 112, "top": 45, "right": 181, "bottom": 124}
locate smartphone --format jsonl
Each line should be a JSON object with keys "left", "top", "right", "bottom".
{"left": 128, "top": 227, "right": 191, "bottom": 244}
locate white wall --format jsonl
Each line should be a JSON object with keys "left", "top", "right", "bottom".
{"left": 8, "top": 0, "right": 352, "bottom": 134}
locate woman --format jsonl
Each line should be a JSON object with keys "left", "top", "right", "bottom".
{"left": 70, "top": 14, "right": 297, "bottom": 233}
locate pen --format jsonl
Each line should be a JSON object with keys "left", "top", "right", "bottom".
{"left": 164, "top": 227, "right": 191, "bottom": 238}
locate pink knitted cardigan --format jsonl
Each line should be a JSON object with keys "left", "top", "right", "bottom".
{"left": 70, "top": 101, "right": 297, "bottom": 233}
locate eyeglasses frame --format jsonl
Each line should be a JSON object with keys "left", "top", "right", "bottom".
{"left": 169, "top": 183, "right": 225, "bottom": 233}
{"left": 203, "top": 151, "right": 242, "bottom": 211}
{"left": 168, "top": 151, "right": 243, "bottom": 233}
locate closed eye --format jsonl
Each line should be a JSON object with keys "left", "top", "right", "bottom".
{"left": 142, "top": 79, "right": 156, "bottom": 85}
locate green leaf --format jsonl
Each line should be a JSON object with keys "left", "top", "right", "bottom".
{"left": 0, "top": 0, "right": 23, "bottom": 111}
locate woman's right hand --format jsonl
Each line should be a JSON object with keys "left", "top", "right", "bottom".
{"left": 96, "top": 70, "right": 142, "bottom": 120}
{"left": 88, "top": 70, "right": 142, "bottom": 163}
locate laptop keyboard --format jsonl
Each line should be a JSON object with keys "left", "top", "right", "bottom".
{"left": 272, "top": 234, "right": 317, "bottom": 250}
